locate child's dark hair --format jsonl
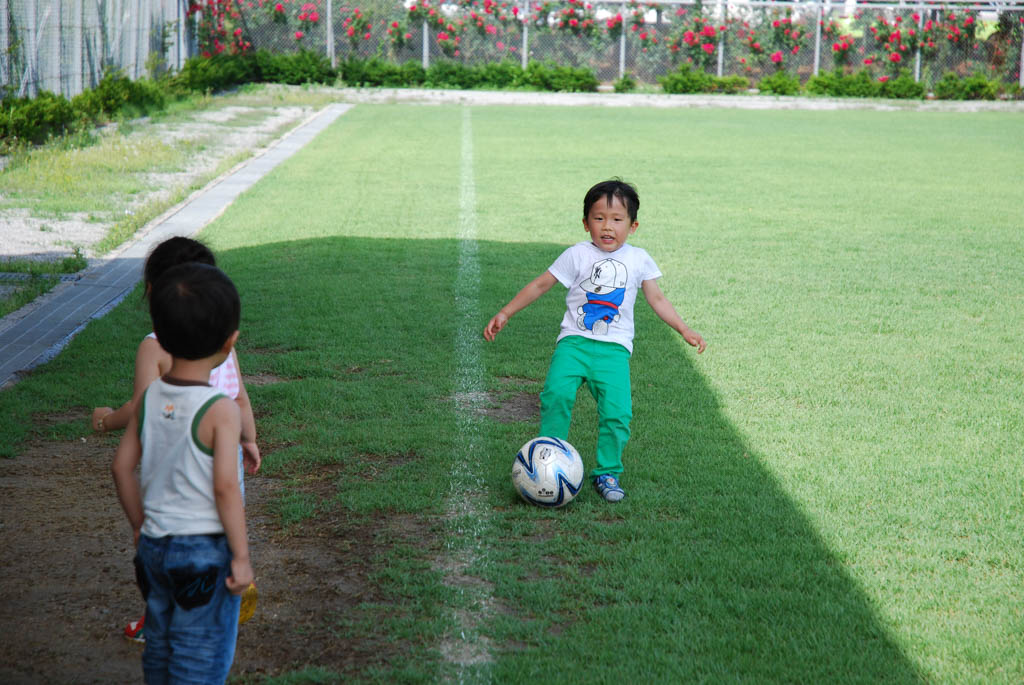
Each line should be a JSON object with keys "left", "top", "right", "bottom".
{"left": 144, "top": 237, "right": 216, "bottom": 291}
{"left": 150, "top": 263, "right": 240, "bottom": 361}
{"left": 583, "top": 179, "right": 640, "bottom": 224}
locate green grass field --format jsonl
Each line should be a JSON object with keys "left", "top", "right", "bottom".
{"left": 3, "top": 102, "right": 1023, "bottom": 683}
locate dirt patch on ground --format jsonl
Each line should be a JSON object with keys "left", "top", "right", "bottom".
{"left": 452, "top": 388, "right": 539, "bottom": 424}
{"left": 0, "top": 412, "right": 423, "bottom": 683}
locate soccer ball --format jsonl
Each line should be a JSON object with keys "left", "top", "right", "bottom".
{"left": 511, "top": 437, "right": 584, "bottom": 508}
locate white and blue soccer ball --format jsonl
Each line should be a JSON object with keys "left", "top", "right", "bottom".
{"left": 511, "top": 437, "right": 584, "bottom": 508}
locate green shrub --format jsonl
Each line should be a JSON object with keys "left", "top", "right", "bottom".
{"left": 841, "top": 70, "right": 882, "bottom": 98}
{"left": 519, "top": 61, "right": 598, "bottom": 92}
{"left": 72, "top": 69, "right": 166, "bottom": 120}
{"left": 340, "top": 57, "right": 595, "bottom": 93}
{"left": 710, "top": 75, "right": 750, "bottom": 94}
{"left": 805, "top": 69, "right": 843, "bottom": 96}
{"left": 758, "top": 70, "right": 801, "bottom": 96}
{"left": 477, "top": 61, "right": 522, "bottom": 89}
{"left": 0, "top": 91, "right": 76, "bottom": 144}
{"left": 614, "top": 73, "right": 637, "bottom": 93}
{"left": 878, "top": 69, "right": 924, "bottom": 99}
{"left": 658, "top": 64, "right": 714, "bottom": 94}
{"left": 934, "top": 72, "right": 1001, "bottom": 100}
{"left": 805, "top": 69, "right": 883, "bottom": 98}
{"left": 426, "top": 61, "right": 482, "bottom": 89}
{"left": 254, "top": 49, "right": 335, "bottom": 85}
{"left": 339, "top": 58, "right": 395, "bottom": 86}
{"left": 168, "top": 53, "right": 258, "bottom": 94}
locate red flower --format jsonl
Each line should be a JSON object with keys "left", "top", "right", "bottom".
{"left": 770, "top": 50, "right": 782, "bottom": 63}
{"left": 863, "top": 57, "right": 874, "bottom": 65}
{"left": 294, "top": 30, "right": 304, "bottom": 39}
{"left": 889, "top": 52, "right": 901, "bottom": 62}
{"left": 274, "top": 3, "right": 283, "bottom": 12}
{"left": 234, "top": 27, "right": 242, "bottom": 37}
{"left": 878, "top": 75, "right": 889, "bottom": 82}
{"left": 701, "top": 43, "right": 714, "bottom": 54}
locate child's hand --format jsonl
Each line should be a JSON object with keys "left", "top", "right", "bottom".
{"left": 483, "top": 312, "right": 509, "bottom": 341}
{"left": 226, "top": 558, "right": 254, "bottom": 595}
{"left": 684, "top": 328, "right": 706, "bottom": 354}
{"left": 92, "top": 406, "right": 114, "bottom": 432}
{"left": 241, "top": 440, "right": 261, "bottom": 474}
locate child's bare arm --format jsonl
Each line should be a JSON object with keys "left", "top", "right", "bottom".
{"left": 641, "top": 279, "right": 706, "bottom": 353}
{"left": 94, "top": 337, "right": 170, "bottom": 432}
{"left": 206, "top": 398, "right": 253, "bottom": 594}
{"left": 232, "top": 350, "right": 261, "bottom": 474}
{"left": 483, "top": 271, "right": 559, "bottom": 341}
{"left": 111, "top": 410, "right": 145, "bottom": 544}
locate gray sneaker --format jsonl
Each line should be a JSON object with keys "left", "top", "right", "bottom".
{"left": 593, "top": 474, "right": 625, "bottom": 502}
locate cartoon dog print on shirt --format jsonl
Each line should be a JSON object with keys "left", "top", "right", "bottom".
{"left": 577, "top": 258, "right": 627, "bottom": 335}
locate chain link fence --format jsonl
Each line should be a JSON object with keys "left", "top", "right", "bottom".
{"left": 3, "top": 0, "right": 1022, "bottom": 99}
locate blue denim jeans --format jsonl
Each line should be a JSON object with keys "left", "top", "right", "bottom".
{"left": 135, "top": 534, "right": 240, "bottom": 685}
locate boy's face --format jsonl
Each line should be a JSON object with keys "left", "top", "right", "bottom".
{"left": 583, "top": 195, "right": 637, "bottom": 253}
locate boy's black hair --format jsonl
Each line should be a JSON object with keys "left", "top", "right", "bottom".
{"left": 583, "top": 179, "right": 640, "bottom": 224}
{"left": 144, "top": 237, "right": 216, "bottom": 290}
{"left": 150, "top": 262, "right": 240, "bottom": 361}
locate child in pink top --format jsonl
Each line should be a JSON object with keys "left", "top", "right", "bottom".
{"left": 92, "top": 237, "right": 260, "bottom": 642}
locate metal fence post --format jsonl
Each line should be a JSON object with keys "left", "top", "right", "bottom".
{"left": 717, "top": 0, "right": 725, "bottom": 77}
{"left": 0, "top": 0, "right": 8, "bottom": 91}
{"left": 619, "top": 2, "right": 626, "bottom": 79}
{"left": 521, "top": 2, "right": 528, "bottom": 70}
{"left": 813, "top": 2, "right": 822, "bottom": 76}
{"left": 22, "top": 0, "right": 37, "bottom": 98}
{"left": 914, "top": 6, "right": 923, "bottom": 82}
{"left": 326, "top": 0, "right": 335, "bottom": 68}
{"left": 422, "top": 19, "right": 429, "bottom": 69}
{"left": 1019, "top": 14, "right": 1024, "bottom": 89}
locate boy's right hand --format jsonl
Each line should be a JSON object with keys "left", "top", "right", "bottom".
{"left": 226, "top": 558, "right": 254, "bottom": 595}
{"left": 483, "top": 312, "right": 508, "bottom": 341}
{"left": 92, "top": 406, "right": 114, "bottom": 431}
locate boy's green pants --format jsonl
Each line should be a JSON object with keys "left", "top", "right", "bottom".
{"left": 539, "top": 336, "right": 632, "bottom": 479}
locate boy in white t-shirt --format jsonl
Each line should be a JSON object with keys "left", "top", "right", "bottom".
{"left": 484, "top": 179, "right": 706, "bottom": 502}
{"left": 112, "top": 262, "right": 253, "bottom": 682}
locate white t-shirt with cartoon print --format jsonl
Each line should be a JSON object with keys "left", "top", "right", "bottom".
{"left": 548, "top": 241, "right": 662, "bottom": 355}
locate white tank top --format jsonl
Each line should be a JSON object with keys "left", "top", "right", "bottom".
{"left": 139, "top": 378, "right": 228, "bottom": 538}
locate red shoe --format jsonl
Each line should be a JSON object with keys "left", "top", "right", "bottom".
{"left": 123, "top": 616, "right": 145, "bottom": 643}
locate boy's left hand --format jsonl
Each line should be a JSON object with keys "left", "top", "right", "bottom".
{"left": 684, "top": 328, "right": 706, "bottom": 354}
{"left": 242, "top": 441, "right": 261, "bottom": 474}
{"left": 226, "top": 558, "right": 254, "bottom": 595}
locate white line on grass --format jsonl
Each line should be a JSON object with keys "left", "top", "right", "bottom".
{"left": 442, "top": 106, "right": 495, "bottom": 682}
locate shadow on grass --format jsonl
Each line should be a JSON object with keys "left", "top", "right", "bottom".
{"left": 0, "top": 236, "right": 923, "bottom": 682}
{"left": 477, "top": 240, "right": 925, "bottom": 683}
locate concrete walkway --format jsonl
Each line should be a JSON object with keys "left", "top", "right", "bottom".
{"left": 0, "top": 103, "right": 351, "bottom": 390}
